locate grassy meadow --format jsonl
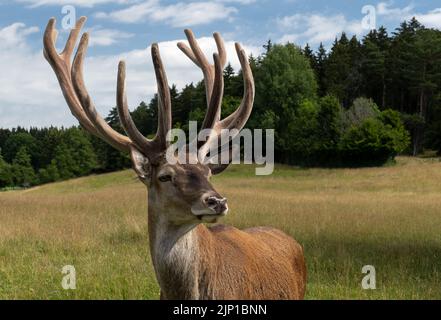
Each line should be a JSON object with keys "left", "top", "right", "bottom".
{"left": 0, "top": 156, "right": 441, "bottom": 299}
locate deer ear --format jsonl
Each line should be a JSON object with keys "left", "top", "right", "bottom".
{"left": 130, "top": 147, "right": 151, "bottom": 181}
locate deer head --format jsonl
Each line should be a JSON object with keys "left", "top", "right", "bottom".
{"left": 43, "top": 17, "right": 254, "bottom": 225}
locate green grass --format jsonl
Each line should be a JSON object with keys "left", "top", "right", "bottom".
{"left": 0, "top": 156, "right": 441, "bottom": 299}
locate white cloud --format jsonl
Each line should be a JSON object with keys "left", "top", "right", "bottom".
{"left": 376, "top": 2, "right": 414, "bottom": 18}
{"left": 95, "top": 0, "right": 238, "bottom": 27}
{"left": 15, "top": 0, "right": 135, "bottom": 8}
{"left": 276, "top": 13, "right": 364, "bottom": 46}
{"left": 14, "top": 0, "right": 255, "bottom": 7}
{"left": 86, "top": 27, "right": 134, "bottom": 47}
{"left": 375, "top": 2, "right": 441, "bottom": 30}
{"left": 95, "top": 0, "right": 158, "bottom": 23}
{"left": 0, "top": 22, "right": 262, "bottom": 128}
{"left": 276, "top": 3, "right": 441, "bottom": 47}
{"left": 216, "top": 0, "right": 256, "bottom": 4}
{"left": 0, "top": 23, "right": 39, "bottom": 48}
{"left": 414, "top": 8, "right": 441, "bottom": 29}
{"left": 0, "top": 23, "right": 60, "bottom": 127}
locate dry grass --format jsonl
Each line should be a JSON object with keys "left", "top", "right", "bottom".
{"left": 0, "top": 157, "right": 440, "bottom": 299}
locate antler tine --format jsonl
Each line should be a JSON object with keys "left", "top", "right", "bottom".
{"left": 219, "top": 43, "right": 255, "bottom": 132}
{"left": 213, "top": 32, "right": 227, "bottom": 68}
{"left": 61, "top": 17, "right": 86, "bottom": 61}
{"left": 116, "top": 61, "right": 155, "bottom": 152}
{"left": 71, "top": 33, "right": 132, "bottom": 152}
{"left": 196, "top": 53, "right": 224, "bottom": 150}
{"left": 183, "top": 29, "right": 211, "bottom": 70}
{"left": 43, "top": 17, "right": 101, "bottom": 138}
{"left": 177, "top": 39, "right": 202, "bottom": 68}
{"left": 42, "top": 19, "right": 58, "bottom": 61}
{"left": 151, "top": 43, "right": 172, "bottom": 148}
{"left": 177, "top": 29, "right": 227, "bottom": 110}
{"left": 201, "top": 53, "right": 224, "bottom": 132}
{"left": 116, "top": 44, "right": 172, "bottom": 155}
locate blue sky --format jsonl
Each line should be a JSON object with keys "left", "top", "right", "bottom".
{"left": 0, "top": 0, "right": 441, "bottom": 127}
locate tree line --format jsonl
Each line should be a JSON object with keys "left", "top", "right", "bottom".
{"left": 1, "top": 17, "right": 440, "bottom": 189}
{"left": 302, "top": 17, "right": 441, "bottom": 156}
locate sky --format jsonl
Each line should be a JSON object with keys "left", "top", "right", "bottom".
{"left": 0, "top": 0, "right": 441, "bottom": 128}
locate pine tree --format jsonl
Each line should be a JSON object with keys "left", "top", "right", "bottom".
{"left": 361, "top": 27, "right": 390, "bottom": 108}
{"left": 223, "top": 63, "right": 236, "bottom": 97}
{"left": 175, "top": 83, "right": 196, "bottom": 126}
{"left": 263, "top": 40, "right": 273, "bottom": 54}
{"left": 403, "top": 29, "right": 441, "bottom": 117}
{"left": 402, "top": 28, "right": 441, "bottom": 154}
{"left": 131, "top": 101, "right": 155, "bottom": 136}
{"left": 224, "top": 63, "right": 235, "bottom": 79}
{"left": 316, "top": 43, "right": 328, "bottom": 96}
{"left": 347, "top": 35, "right": 363, "bottom": 103}
{"left": 389, "top": 19, "right": 424, "bottom": 112}
{"left": 303, "top": 43, "right": 317, "bottom": 70}
{"left": 105, "top": 107, "right": 124, "bottom": 133}
{"left": 324, "top": 33, "right": 361, "bottom": 106}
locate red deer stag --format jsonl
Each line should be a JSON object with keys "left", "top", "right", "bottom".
{"left": 43, "top": 16, "right": 306, "bottom": 300}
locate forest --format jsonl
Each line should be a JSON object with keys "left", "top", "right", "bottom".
{"left": 0, "top": 17, "right": 440, "bottom": 189}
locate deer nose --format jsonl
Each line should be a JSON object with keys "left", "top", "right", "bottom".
{"left": 205, "top": 196, "right": 228, "bottom": 215}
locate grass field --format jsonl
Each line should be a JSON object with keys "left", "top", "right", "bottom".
{"left": 0, "top": 156, "right": 441, "bottom": 299}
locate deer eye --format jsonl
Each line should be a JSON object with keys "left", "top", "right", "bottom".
{"left": 158, "top": 174, "right": 172, "bottom": 182}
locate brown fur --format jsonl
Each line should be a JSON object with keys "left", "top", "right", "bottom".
{"left": 156, "top": 222, "right": 307, "bottom": 300}
{"left": 198, "top": 225, "right": 306, "bottom": 300}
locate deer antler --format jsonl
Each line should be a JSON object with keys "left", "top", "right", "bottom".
{"left": 45, "top": 17, "right": 254, "bottom": 167}
{"left": 43, "top": 17, "right": 171, "bottom": 159}
{"left": 177, "top": 30, "right": 255, "bottom": 156}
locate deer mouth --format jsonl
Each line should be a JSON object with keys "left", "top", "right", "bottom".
{"left": 191, "top": 206, "right": 228, "bottom": 223}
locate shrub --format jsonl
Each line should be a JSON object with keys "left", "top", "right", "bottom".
{"left": 341, "top": 97, "right": 379, "bottom": 129}
{"left": 285, "top": 96, "right": 410, "bottom": 166}
{"left": 339, "top": 109, "right": 410, "bottom": 166}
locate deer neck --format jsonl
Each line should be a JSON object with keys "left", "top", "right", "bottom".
{"left": 147, "top": 193, "right": 210, "bottom": 299}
